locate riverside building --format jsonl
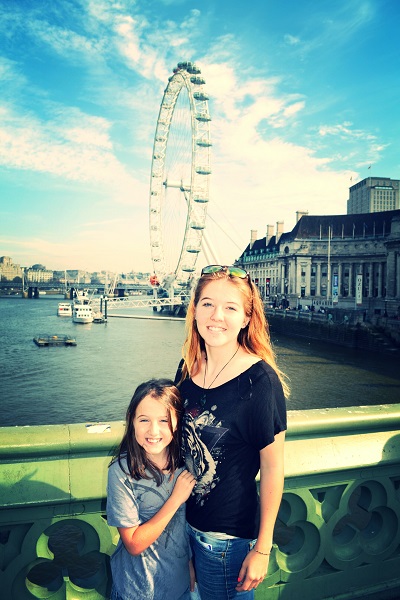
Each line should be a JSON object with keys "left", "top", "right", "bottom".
{"left": 236, "top": 209, "right": 400, "bottom": 314}
{"left": 0, "top": 256, "right": 23, "bottom": 280}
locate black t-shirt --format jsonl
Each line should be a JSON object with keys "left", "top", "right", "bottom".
{"left": 177, "top": 360, "right": 287, "bottom": 539}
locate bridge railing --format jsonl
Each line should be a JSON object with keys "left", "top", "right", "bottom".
{"left": 91, "top": 294, "right": 191, "bottom": 311}
{"left": 1, "top": 405, "right": 399, "bottom": 600}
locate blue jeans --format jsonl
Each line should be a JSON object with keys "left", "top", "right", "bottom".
{"left": 188, "top": 525, "right": 256, "bottom": 600}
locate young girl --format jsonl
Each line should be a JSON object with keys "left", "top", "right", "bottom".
{"left": 176, "top": 265, "right": 288, "bottom": 599}
{"left": 107, "top": 378, "right": 196, "bottom": 600}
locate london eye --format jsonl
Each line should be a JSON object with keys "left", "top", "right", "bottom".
{"left": 149, "top": 61, "right": 212, "bottom": 289}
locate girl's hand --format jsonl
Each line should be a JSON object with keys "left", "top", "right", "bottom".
{"left": 171, "top": 469, "right": 196, "bottom": 504}
{"left": 235, "top": 549, "right": 269, "bottom": 592}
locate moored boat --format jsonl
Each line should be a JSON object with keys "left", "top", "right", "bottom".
{"left": 72, "top": 304, "right": 93, "bottom": 323}
{"left": 57, "top": 302, "right": 72, "bottom": 317}
{"left": 93, "top": 312, "right": 106, "bottom": 323}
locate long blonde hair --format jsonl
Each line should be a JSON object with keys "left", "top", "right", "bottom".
{"left": 181, "top": 270, "right": 289, "bottom": 397}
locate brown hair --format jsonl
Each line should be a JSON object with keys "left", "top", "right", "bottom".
{"left": 181, "top": 271, "right": 289, "bottom": 397}
{"left": 110, "top": 379, "right": 183, "bottom": 485}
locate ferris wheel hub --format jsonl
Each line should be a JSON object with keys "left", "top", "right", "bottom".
{"left": 163, "top": 179, "right": 191, "bottom": 191}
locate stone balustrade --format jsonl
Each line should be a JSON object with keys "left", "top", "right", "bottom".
{"left": 1, "top": 405, "right": 400, "bottom": 600}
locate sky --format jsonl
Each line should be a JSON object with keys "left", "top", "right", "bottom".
{"left": 0, "top": 0, "right": 399, "bottom": 276}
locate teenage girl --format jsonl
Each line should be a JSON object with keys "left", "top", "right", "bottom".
{"left": 107, "top": 378, "right": 196, "bottom": 600}
{"left": 176, "top": 265, "right": 288, "bottom": 599}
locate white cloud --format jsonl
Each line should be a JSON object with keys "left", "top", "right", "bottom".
{"left": 319, "top": 122, "right": 375, "bottom": 140}
{"left": 284, "top": 34, "right": 300, "bottom": 45}
{"left": 283, "top": 101, "right": 305, "bottom": 118}
{"left": 0, "top": 104, "right": 140, "bottom": 202}
{"left": 317, "top": 122, "right": 387, "bottom": 168}
{"left": 114, "top": 15, "right": 142, "bottom": 65}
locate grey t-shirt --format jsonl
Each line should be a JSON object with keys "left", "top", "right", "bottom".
{"left": 107, "top": 459, "right": 190, "bottom": 600}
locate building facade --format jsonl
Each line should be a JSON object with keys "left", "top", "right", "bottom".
{"left": 347, "top": 177, "right": 399, "bottom": 214}
{"left": 236, "top": 210, "right": 400, "bottom": 314}
{"left": 0, "top": 256, "right": 23, "bottom": 281}
{"left": 25, "top": 268, "right": 54, "bottom": 283}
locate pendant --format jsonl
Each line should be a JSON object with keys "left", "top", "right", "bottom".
{"left": 199, "top": 393, "right": 207, "bottom": 407}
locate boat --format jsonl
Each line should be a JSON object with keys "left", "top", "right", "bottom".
{"left": 93, "top": 312, "right": 106, "bottom": 323}
{"left": 33, "top": 334, "right": 77, "bottom": 347}
{"left": 57, "top": 302, "right": 72, "bottom": 317}
{"left": 71, "top": 288, "right": 94, "bottom": 323}
{"left": 72, "top": 304, "right": 93, "bottom": 323}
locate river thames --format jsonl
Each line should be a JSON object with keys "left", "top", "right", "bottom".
{"left": 1, "top": 296, "right": 400, "bottom": 428}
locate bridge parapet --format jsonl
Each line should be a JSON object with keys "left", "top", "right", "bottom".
{"left": 1, "top": 405, "right": 399, "bottom": 599}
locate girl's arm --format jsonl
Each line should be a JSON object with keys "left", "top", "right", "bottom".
{"left": 236, "top": 430, "right": 285, "bottom": 592}
{"left": 118, "top": 469, "right": 195, "bottom": 556}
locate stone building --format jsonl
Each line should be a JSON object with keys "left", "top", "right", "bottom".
{"left": 0, "top": 256, "right": 23, "bottom": 281}
{"left": 25, "top": 267, "right": 54, "bottom": 283}
{"left": 236, "top": 210, "right": 400, "bottom": 313}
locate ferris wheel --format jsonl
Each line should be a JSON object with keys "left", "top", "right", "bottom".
{"left": 149, "top": 61, "right": 212, "bottom": 289}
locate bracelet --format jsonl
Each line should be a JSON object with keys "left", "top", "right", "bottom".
{"left": 252, "top": 546, "right": 273, "bottom": 556}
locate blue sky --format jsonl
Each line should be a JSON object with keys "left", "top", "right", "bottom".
{"left": 0, "top": 0, "right": 399, "bottom": 274}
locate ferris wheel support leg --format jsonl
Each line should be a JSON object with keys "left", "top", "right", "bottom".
{"left": 202, "top": 231, "right": 220, "bottom": 265}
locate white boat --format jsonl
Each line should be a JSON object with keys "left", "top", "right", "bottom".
{"left": 72, "top": 304, "right": 93, "bottom": 324}
{"left": 57, "top": 302, "right": 72, "bottom": 317}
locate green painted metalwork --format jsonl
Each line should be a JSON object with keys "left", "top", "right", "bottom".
{"left": 1, "top": 406, "right": 399, "bottom": 600}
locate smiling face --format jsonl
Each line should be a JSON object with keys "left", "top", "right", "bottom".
{"left": 133, "top": 394, "right": 177, "bottom": 467}
{"left": 194, "top": 278, "right": 249, "bottom": 350}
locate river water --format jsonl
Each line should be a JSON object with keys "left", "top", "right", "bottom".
{"left": 1, "top": 296, "right": 399, "bottom": 428}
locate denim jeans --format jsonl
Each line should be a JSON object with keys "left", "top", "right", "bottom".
{"left": 187, "top": 525, "right": 256, "bottom": 600}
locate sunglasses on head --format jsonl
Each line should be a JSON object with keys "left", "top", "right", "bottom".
{"left": 201, "top": 265, "right": 249, "bottom": 279}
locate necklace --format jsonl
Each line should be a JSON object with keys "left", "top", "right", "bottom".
{"left": 200, "top": 345, "right": 240, "bottom": 407}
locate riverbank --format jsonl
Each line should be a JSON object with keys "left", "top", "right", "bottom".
{"left": 266, "top": 308, "right": 400, "bottom": 354}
